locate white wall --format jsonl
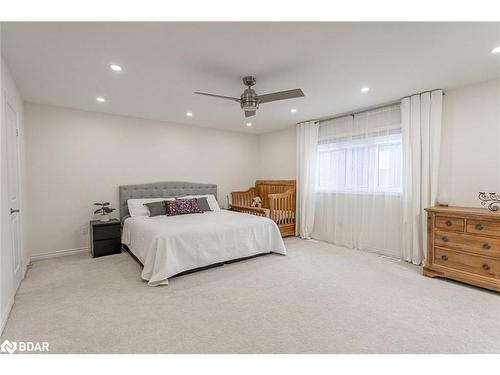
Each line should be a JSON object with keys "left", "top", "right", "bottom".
{"left": 257, "top": 126, "right": 296, "bottom": 180}
{"left": 24, "top": 103, "right": 260, "bottom": 257}
{"left": 438, "top": 78, "right": 500, "bottom": 207}
{"left": 1, "top": 56, "right": 26, "bottom": 333}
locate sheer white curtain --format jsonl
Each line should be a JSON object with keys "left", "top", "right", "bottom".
{"left": 296, "top": 120, "right": 319, "bottom": 239}
{"left": 402, "top": 90, "right": 443, "bottom": 264}
{"left": 312, "top": 105, "right": 404, "bottom": 258}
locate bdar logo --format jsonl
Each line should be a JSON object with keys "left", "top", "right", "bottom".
{"left": 0, "top": 339, "right": 49, "bottom": 353}
{"left": 1, "top": 339, "right": 17, "bottom": 354}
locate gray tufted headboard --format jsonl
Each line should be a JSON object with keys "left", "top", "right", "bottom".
{"left": 118, "top": 181, "right": 217, "bottom": 221}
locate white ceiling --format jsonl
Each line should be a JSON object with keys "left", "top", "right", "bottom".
{"left": 2, "top": 22, "right": 500, "bottom": 134}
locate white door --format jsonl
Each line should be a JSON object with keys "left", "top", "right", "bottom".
{"left": 5, "top": 101, "right": 22, "bottom": 285}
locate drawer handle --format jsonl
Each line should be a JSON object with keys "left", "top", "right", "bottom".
{"left": 483, "top": 243, "right": 491, "bottom": 250}
{"left": 482, "top": 264, "right": 491, "bottom": 271}
{"left": 475, "top": 223, "right": 484, "bottom": 231}
{"left": 445, "top": 220, "right": 453, "bottom": 227}
{"left": 441, "top": 236, "right": 449, "bottom": 242}
{"left": 441, "top": 255, "right": 448, "bottom": 261}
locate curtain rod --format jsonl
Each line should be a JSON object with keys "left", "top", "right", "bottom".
{"left": 314, "top": 88, "right": 445, "bottom": 124}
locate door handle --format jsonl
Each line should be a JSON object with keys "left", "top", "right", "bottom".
{"left": 10, "top": 208, "right": 20, "bottom": 215}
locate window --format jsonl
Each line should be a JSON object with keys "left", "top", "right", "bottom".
{"left": 317, "top": 129, "right": 402, "bottom": 194}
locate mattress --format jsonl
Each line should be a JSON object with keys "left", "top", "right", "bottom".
{"left": 122, "top": 210, "right": 286, "bottom": 286}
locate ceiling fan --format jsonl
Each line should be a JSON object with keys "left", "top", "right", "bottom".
{"left": 194, "top": 76, "right": 304, "bottom": 118}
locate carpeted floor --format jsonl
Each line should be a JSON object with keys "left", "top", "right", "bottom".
{"left": 2, "top": 237, "right": 499, "bottom": 353}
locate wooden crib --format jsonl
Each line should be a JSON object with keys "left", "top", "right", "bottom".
{"left": 231, "top": 180, "right": 296, "bottom": 237}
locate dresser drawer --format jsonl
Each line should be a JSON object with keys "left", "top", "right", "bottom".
{"left": 434, "top": 247, "right": 500, "bottom": 279}
{"left": 93, "top": 238, "right": 122, "bottom": 258}
{"left": 435, "top": 216, "right": 464, "bottom": 232}
{"left": 93, "top": 224, "right": 121, "bottom": 240}
{"left": 434, "top": 230, "right": 500, "bottom": 257}
{"left": 466, "top": 219, "right": 500, "bottom": 237}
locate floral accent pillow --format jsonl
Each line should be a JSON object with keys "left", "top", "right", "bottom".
{"left": 165, "top": 198, "right": 203, "bottom": 216}
{"left": 164, "top": 200, "right": 178, "bottom": 216}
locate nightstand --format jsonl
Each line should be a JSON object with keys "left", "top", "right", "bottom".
{"left": 90, "top": 219, "right": 122, "bottom": 258}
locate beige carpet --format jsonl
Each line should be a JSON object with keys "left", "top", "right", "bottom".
{"left": 2, "top": 237, "right": 499, "bottom": 353}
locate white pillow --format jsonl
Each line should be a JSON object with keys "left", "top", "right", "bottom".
{"left": 127, "top": 198, "right": 174, "bottom": 217}
{"left": 179, "top": 194, "right": 220, "bottom": 211}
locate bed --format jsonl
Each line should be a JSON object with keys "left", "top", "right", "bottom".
{"left": 119, "top": 181, "right": 286, "bottom": 286}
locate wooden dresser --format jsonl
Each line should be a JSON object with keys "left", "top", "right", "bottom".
{"left": 424, "top": 206, "right": 500, "bottom": 292}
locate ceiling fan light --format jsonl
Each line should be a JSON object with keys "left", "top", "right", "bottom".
{"left": 110, "top": 64, "right": 122, "bottom": 72}
{"left": 242, "top": 104, "right": 258, "bottom": 111}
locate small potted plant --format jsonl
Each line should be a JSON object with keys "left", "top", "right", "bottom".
{"left": 93, "top": 202, "right": 116, "bottom": 222}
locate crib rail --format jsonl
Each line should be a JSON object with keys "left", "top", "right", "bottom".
{"left": 269, "top": 189, "right": 296, "bottom": 225}
{"left": 256, "top": 180, "right": 295, "bottom": 209}
{"left": 230, "top": 205, "right": 270, "bottom": 218}
{"left": 231, "top": 187, "right": 256, "bottom": 207}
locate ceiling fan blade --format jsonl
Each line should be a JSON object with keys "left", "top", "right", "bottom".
{"left": 245, "top": 110, "right": 256, "bottom": 118}
{"left": 257, "top": 88, "right": 304, "bottom": 104}
{"left": 194, "top": 92, "right": 240, "bottom": 102}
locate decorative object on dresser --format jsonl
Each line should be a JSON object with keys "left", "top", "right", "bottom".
{"left": 93, "top": 202, "right": 116, "bottom": 222}
{"left": 231, "top": 180, "right": 296, "bottom": 237}
{"left": 436, "top": 191, "right": 449, "bottom": 207}
{"left": 424, "top": 206, "right": 500, "bottom": 292}
{"left": 478, "top": 192, "right": 500, "bottom": 212}
{"left": 90, "top": 219, "right": 122, "bottom": 258}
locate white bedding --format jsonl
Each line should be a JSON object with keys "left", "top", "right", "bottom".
{"left": 122, "top": 210, "right": 286, "bottom": 286}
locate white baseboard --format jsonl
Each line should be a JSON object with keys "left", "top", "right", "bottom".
{"left": 0, "top": 291, "right": 15, "bottom": 336}
{"left": 1, "top": 260, "right": 28, "bottom": 336}
{"left": 30, "top": 247, "right": 89, "bottom": 262}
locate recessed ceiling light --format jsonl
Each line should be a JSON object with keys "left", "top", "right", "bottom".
{"left": 361, "top": 87, "right": 370, "bottom": 93}
{"left": 491, "top": 46, "right": 500, "bottom": 54}
{"left": 96, "top": 96, "right": 105, "bottom": 103}
{"left": 290, "top": 108, "right": 297, "bottom": 113}
{"left": 110, "top": 64, "right": 122, "bottom": 72}
{"left": 246, "top": 122, "right": 252, "bottom": 127}
{"left": 186, "top": 112, "right": 193, "bottom": 117}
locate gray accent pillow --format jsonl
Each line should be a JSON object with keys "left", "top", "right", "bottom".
{"left": 196, "top": 197, "right": 212, "bottom": 212}
{"left": 144, "top": 201, "right": 167, "bottom": 217}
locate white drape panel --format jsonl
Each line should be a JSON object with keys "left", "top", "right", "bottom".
{"left": 312, "top": 105, "right": 404, "bottom": 258}
{"left": 401, "top": 90, "right": 443, "bottom": 265}
{"left": 296, "top": 120, "right": 319, "bottom": 238}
